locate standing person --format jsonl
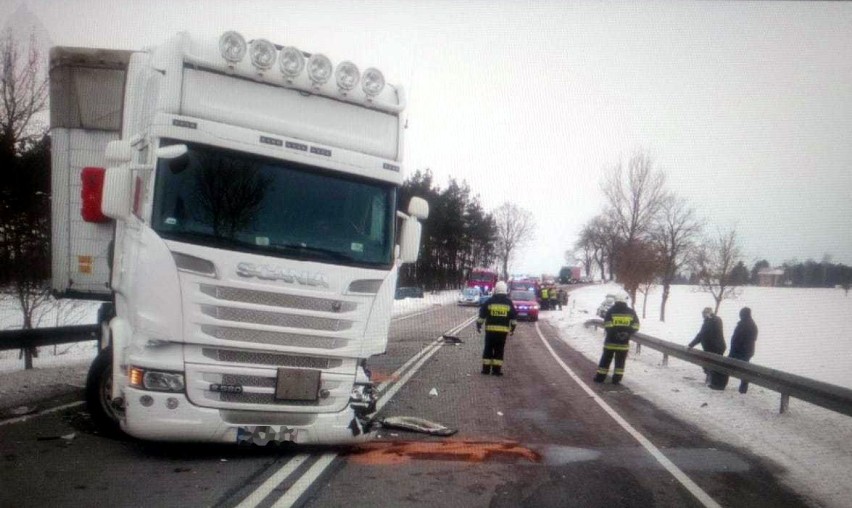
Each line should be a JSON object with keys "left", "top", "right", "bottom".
{"left": 476, "top": 281, "right": 517, "bottom": 376}
{"left": 688, "top": 307, "right": 727, "bottom": 388}
{"left": 559, "top": 288, "right": 568, "bottom": 309}
{"left": 549, "top": 285, "right": 559, "bottom": 311}
{"left": 540, "top": 285, "right": 550, "bottom": 311}
{"left": 729, "top": 307, "right": 758, "bottom": 393}
{"left": 593, "top": 294, "right": 639, "bottom": 385}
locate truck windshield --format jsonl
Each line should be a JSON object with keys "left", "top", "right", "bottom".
{"left": 151, "top": 140, "right": 396, "bottom": 267}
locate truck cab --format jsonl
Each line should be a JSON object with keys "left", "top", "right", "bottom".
{"left": 50, "top": 32, "right": 427, "bottom": 445}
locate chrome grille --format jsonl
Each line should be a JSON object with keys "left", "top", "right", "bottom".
{"left": 200, "top": 325, "right": 344, "bottom": 349}
{"left": 201, "top": 305, "right": 352, "bottom": 331}
{"left": 200, "top": 285, "right": 355, "bottom": 313}
{"left": 222, "top": 374, "right": 275, "bottom": 388}
{"left": 202, "top": 348, "right": 343, "bottom": 369}
{"left": 220, "top": 392, "right": 320, "bottom": 406}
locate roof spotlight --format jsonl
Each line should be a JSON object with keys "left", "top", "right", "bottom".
{"left": 335, "top": 61, "right": 360, "bottom": 92}
{"left": 249, "top": 39, "right": 277, "bottom": 70}
{"left": 219, "top": 31, "right": 247, "bottom": 64}
{"left": 361, "top": 68, "right": 385, "bottom": 97}
{"left": 279, "top": 46, "right": 305, "bottom": 79}
{"left": 307, "top": 54, "right": 333, "bottom": 85}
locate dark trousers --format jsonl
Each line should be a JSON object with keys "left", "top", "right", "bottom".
{"left": 482, "top": 333, "right": 508, "bottom": 374}
{"left": 729, "top": 353, "right": 753, "bottom": 393}
{"left": 594, "top": 346, "right": 628, "bottom": 382}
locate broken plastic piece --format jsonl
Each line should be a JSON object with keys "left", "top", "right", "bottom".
{"left": 379, "top": 416, "right": 458, "bottom": 436}
{"left": 442, "top": 335, "right": 463, "bottom": 344}
{"left": 428, "top": 388, "right": 438, "bottom": 397}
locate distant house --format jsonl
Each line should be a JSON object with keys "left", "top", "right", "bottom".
{"left": 757, "top": 268, "right": 785, "bottom": 287}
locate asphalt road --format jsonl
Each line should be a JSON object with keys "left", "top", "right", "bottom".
{"left": 0, "top": 301, "right": 809, "bottom": 508}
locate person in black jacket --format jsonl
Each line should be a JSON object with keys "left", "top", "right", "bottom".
{"left": 688, "top": 307, "right": 726, "bottom": 388}
{"left": 593, "top": 294, "right": 639, "bottom": 385}
{"left": 477, "top": 281, "right": 517, "bottom": 376}
{"left": 729, "top": 307, "right": 758, "bottom": 393}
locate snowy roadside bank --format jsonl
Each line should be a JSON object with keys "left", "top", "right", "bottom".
{"left": 545, "top": 283, "right": 852, "bottom": 508}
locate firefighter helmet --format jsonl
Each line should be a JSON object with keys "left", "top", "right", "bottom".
{"left": 494, "top": 281, "right": 508, "bottom": 295}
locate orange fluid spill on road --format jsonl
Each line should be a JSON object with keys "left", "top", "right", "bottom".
{"left": 345, "top": 440, "right": 541, "bottom": 466}
{"left": 369, "top": 372, "right": 399, "bottom": 383}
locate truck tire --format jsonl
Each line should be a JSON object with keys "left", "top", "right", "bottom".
{"left": 85, "top": 346, "right": 122, "bottom": 436}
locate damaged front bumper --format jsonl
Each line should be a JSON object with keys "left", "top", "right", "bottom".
{"left": 121, "top": 385, "right": 377, "bottom": 445}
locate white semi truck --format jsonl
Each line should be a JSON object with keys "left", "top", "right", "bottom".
{"left": 49, "top": 31, "right": 428, "bottom": 445}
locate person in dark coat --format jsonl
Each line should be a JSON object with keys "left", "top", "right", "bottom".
{"left": 688, "top": 307, "right": 726, "bottom": 388}
{"left": 728, "top": 307, "right": 758, "bottom": 393}
{"left": 477, "top": 281, "right": 517, "bottom": 376}
{"left": 593, "top": 294, "right": 640, "bottom": 385}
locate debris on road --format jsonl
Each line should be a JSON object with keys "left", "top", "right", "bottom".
{"left": 442, "top": 335, "right": 463, "bottom": 344}
{"left": 378, "top": 416, "right": 458, "bottom": 436}
{"left": 428, "top": 388, "right": 438, "bottom": 397}
{"left": 497, "top": 411, "right": 504, "bottom": 416}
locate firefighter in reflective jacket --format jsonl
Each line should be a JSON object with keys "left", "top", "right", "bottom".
{"left": 477, "top": 281, "right": 517, "bottom": 376}
{"left": 593, "top": 294, "right": 640, "bottom": 384}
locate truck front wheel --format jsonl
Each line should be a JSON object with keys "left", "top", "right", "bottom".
{"left": 85, "top": 346, "right": 123, "bottom": 435}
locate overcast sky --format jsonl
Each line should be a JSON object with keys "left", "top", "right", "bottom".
{"left": 7, "top": 0, "right": 852, "bottom": 274}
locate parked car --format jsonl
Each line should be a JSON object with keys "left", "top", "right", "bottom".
{"left": 510, "top": 290, "right": 540, "bottom": 321}
{"left": 395, "top": 286, "right": 424, "bottom": 300}
{"left": 457, "top": 287, "right": 483, "bottom": 306}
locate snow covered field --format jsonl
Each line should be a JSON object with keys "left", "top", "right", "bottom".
{"left": 545, "top": 283, "right": 852, "bottom": 507}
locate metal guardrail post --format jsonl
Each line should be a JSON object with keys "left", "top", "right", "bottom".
{"left": 780, "top": 394, "right": 790, "bottom": 414}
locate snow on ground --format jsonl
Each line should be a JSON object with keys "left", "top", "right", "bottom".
{"left": 545, "top": 283, "right": 852, "bottom": 508}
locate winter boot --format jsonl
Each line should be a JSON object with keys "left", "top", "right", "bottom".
{"left": 481, "top": 364, "right": 491, "bottom": 375}
{"left": 593, "top": 373, "right": 606, "bottom": 383}
{"left": 611, "top": 375, "right": 622, "bottom": 385}
{"left": 491, "top": 366, "right": 503, "bottom": 376}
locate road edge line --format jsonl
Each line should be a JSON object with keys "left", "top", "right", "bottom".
{"left": 534, "top": 322, "right": 722, "bottom": 508}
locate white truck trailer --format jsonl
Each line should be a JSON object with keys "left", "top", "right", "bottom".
{"left": 49, "top": 31, "right": 428, "bottom": 445}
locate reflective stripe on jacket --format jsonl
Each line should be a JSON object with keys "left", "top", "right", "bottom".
{"left": 478, "top": 294, "right": 517, "bottom": 335}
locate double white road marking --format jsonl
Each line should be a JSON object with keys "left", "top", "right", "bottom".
{"left": 234, "top": 313, "right": 478, "bottom": 508}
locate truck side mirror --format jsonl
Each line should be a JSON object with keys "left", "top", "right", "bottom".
{"left": 101, "top": 166, "right": 133, "bottom": 220}
{"left": 407, "top": 197, "right": 429, "bottom": 220}
{"left": 398, "top": 215, "right": 422, "bottom": 263}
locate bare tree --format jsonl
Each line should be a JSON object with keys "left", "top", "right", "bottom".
{"left": 600, "top": 151, "right": 668, "bottom": 246}
{"left": 651, "top": 195, "right": 703, "bottom": 321}
{"left": 0, "top": 31, "right": 50, "bottom": 369}
{"left": 693, "top": 227, "right": 743, "bottom": 314}
{"left": 493, "top": 202, "right": 535, "bottom": 280}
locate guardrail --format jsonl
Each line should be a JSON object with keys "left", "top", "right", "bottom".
{"left": 587, "top": 318, "right": 852, "bottom": 417}
{"left": 0, "top": 324, "right": 100, "bottom": 352}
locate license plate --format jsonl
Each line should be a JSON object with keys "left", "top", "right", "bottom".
{"left": 275, "top": 368, "right": 320, "bottom": 401}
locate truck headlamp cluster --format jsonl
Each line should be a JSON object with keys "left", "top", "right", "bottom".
{"left": 219, "top": 31, "right": 247, "bottom": 64}
{"left": 216, "top": 31, "right": 387, "bottom": 99}
{"left": 129, "top": 366, "right": 185, "bottom": 392}
{"left": 249, "top": 39, "right": 277, "bottom": 70}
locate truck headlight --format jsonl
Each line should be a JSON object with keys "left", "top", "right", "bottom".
{"left": 361, "top": 68, "right": 385, "bottom": 97}
{"left": 219, "top": 31, "right": 247, "bottom": 63}
{"left": 249, "top": 39, "right": 277, "bottom": 70}
{"left": 307, "top": 54, "right": 333, "bottom": 85}
{"left": 129, "top": 366, "right": 185, "bottom": 392}
{"left": 279, "top": 46, "right": 305, "bottom": 79}
{"left": 335, "top": 61, "right": 360, "bottom": 91}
